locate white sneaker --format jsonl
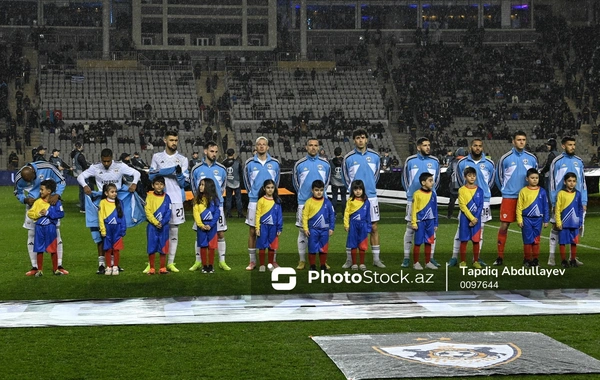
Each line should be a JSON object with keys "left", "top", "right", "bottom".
{"left": 575, "top": 257, "right": 584, "bottom": 266}
{"left": 359, "top": 264, "right": 367, "bottom": 271}
{"left": 373, "top": 260, "right": 386, "bottom": 268}
{"left": 351, "top": 264, "right": 358, "bottom": 270}
{"left": 258, "top": 265, "right": 266, "bottom": 272}
{"left": 342, "top": 260, "right": 353, "bottom": 269}
{"left": 413, "top": 262, "right": 423, "bottom": 270}
{"left": 105, "top": 266, "right": 113, "bottom": 276}
{"left": 547, "top": 257, "right": 556, "bottom": 266}
{"left": 112, "top": 266, "right": 120, "bottom": 276}
{"left": 425, "top": 262, "right": 438, "bottom": 270}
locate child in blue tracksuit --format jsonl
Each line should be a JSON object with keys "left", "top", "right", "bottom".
{"left": 554, "top": 172, "right": 584, "bottom": 268}
{"left": 99, "top": 183, "right": 127, "bottom": 276}
{"left": 302, "top": 179, "right": 335, "bottom": 272}
{"left": 458, "top": 167, "right": 484, "bottom": 268}
{"left": 193, "top": 178, "right": 220, "bottom": 274}
{"left": 255, "top": 179, "right": 283, "bottom": 272}
{"left": 145, "top": 176, "right": 172, "bottom": 275}
{"left": 344, "top": 180, "right": 371, "bottom": 271}
{"left": 411, "top": 172, "right": 438, "bottom": 270}
{"left": 26, "top": 179, "right": 65, "bottom": 277}
{"left": 516, "top": 168, "right": 549, "bottom": 267}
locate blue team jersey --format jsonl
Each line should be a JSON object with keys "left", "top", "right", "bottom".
{"left": 303, "top": 197, "right": 336, "bottom": 231}
{"left": 145, "top": 192, "right": 171, "bottom": 254}
{"left": 345, "top": 199, "right": 371, "bottom": 250}
{"left": 549, "top": 153, "right": 587, "bottom": 206}
{"left": 555, "top": 189, "right": 583, "bottom": 229}
{"left": 190, "top": 159, "right": 227, "bottom": 205}
{"left": 99, "top": 201, "right": 127, "bottom": 251}
{"left": 256, "top": 197, "right": 283, "bottom": 250}
{"left": 495, "top": 148, "right": 538, "bottom": 199}
{"left": 458, "top": 186, "right": 483, "bottom": 243}
{"left": 293, "top": 155, "right": 331, "bottom": 205}
{"left": 402, "top": 153, "right": 440, "bottom": 202}
{"left": 244, "top": 154, "right": 281, "bottom": 202}
{"left": 517, "top": 186, "right": 550, "bottom": 224}
{"left": 342, "top": 148, "right": 380, "bottom": 199}
{"left": 457, "top": 154, "right": 496, "bottom": 202}
{"left": 14, "top": 161, "right": 66, "bottom": 203}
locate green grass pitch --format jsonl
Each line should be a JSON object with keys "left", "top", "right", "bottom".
{"left": 0, "top": 186, "right": 599, "bottom": 379}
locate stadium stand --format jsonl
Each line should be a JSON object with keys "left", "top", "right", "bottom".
{"left": 40, "top": 119, "right": 209, "bottom": 166}
{"left": 39, "top": 68, "right": 199, "bottom": 121}
{"left": 228, "top": 67, "right": 386, "bottom": 121}
{"left": 226, "top": 66, "right": 398, "bottom": 164}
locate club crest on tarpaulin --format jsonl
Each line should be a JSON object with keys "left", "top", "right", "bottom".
{"left": 374, "top": 339, "right": 521, "bottom": 369}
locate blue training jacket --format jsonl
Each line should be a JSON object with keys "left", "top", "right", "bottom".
{"left": 14, "top": 161, "right": 66, "bottom": 203}
{"left": 243, "top": 153, "right": 281, "bottom": 202}
{"left": 495, "top": 147, "right": 538, "bottom": 199}
{"left": 549, "top": 152, "right": 587, "bottom": 206}
{"left": 293, "top": 154, "right": 331, "bottom": 205}
{"left": 190, "top": 159, "right": 228, "bottom": 205}
{"left": 457, "top": 154, "right": 496, "bottom": 202}
{"left": 402, "top": 153, "right": 440, "bottom": 202}
{"left": 342, "top": 148, "right": 380, "bottom": 199}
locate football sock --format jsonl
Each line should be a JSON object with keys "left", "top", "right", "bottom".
{"left": 149, "top": 253, "right": 156, "bottom": 269}
{"left": 452, "top": 229, "right": 460, "bottom": 257}
{"left": 425, "top": 243, "right": 431, "bottom": 263}
{"left": 248, "top": 248, "right": 256, "bottom": 263}
{"left": 28, "top": 229, "right": 37, "bottom": 267}
{"left": 473, "top": 242, "right": 480, "bottom": 262}
{"left": 497, "top": 229, "right": 507, "bottom": 258}
{"left": 570, "top": 244, "right": 577, "bottom": 260}
{"left": 404, "top": 226, "right": 414, "bottom": 259}
{"left": 258, "top": 249, "right": 265, "bottom": 266}
{"left": 159, "top": 253, "right": 166, "bottom": 269}
{"left": 97, "top": 242, "right": 104, "bottom": 265}
{"left": 532, "top": 242, "right": 540, "bottom": 259}
{"left": 430, "top": 234, "right": 437, "bottom": 256}
{"left": 346, "top": 248, "right": 352, "bottom": 263}
{"left": 359, "top": 249, "right": 366, "bottom": 265}
{"left": 51, "top": 252, "right": 58, "bottom": 271}
{"left": 194, "top": 243, "right": 201, "bottom": 263}
{"left": 372, "top": 245, "right": 381, "bottom": 262}
{"left": 460, "top": 242, "right": 467, "bottom": 262}
{"left": 168, "top": 225, "right": 178, "bottom": 265}
{"left": 549, "top": 229, "right": 558, "bottom": 258}
{"left": 56, "top": 228, "right": 63, "bottom": 266}
{"left": 524, "top": 244, "right": 532, "bottom": 261}
{"left": 297, "top": 230, "right": 307, "bottom": 262}
{"left": 218, "top": 238, "right": 226, "bottom": 262}
{"left": 413, "top": 245, "right": 420, "bottom": 263}
{"left": 559, "top": 245, "right": 566, "bottom": 261}
{"left": 308, "top": 254, "right": 316, "bottom": 266}
{"left": 201, "top": 248, "right": 209, "bottom": 265}
{"left": 268, "top": 249, "right": 275, "bottom": 265}
{"left": 37, "top": 252, "right": 43, "bottom": 271}
{"left": 208, "top": 248, "right": 215, "bottom": 265}
{"left": 479, "top": 224, "right": 485, "bottom": 251}
{"left": 104, "top": 249, "right": 111, "bottom": 267}
{"left": 319, "top": 252, "right": 327, "bottom": 266}
{"left": 113, "top": 250, "right": 120, "bottom": 267}
{"left": 351, "top": 248, "right": 357, "bottom": 264}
